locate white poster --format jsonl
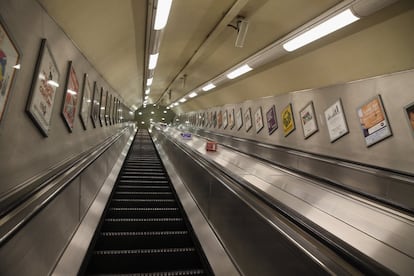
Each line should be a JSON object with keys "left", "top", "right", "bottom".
{"left": 324, "top": 99, "right": 349, "bottom": 142}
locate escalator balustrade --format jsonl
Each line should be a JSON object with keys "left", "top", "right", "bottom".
{"left": 83, "top": 129, "right": 210, "bottom": 275}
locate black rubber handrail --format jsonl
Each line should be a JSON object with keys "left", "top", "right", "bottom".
{"left": 0, "top": 126, "right": 135, "bottom": 245}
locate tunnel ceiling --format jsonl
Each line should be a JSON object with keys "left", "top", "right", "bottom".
{"left": 38, "top": 0, "right": 347, "bottom": 110}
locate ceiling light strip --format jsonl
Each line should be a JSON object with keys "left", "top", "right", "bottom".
{"left": 154, "top": 0, "right": 173, "bottom": 30}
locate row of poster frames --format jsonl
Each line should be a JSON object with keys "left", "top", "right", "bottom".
{"left": 183, "top": 96, "right": 414, "bottom": 147}
{"left": 0, "top": 17, "right": 129, "bottom": 137}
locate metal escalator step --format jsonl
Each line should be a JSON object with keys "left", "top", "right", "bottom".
{"left": 88, "top": 248, "right": 203, "bottom": 274}
{"left": 116, "top": 185, "right": 170, "bottom": 191}
{"left": 102, "top": 218, "right": 186, "bottom": 232}
{"left": 110, "top": 199, "right": 176, "bottom": 208}
{"left": 122, "top": 172, "right": 166, "bottom": 177}
{"left": 90, "top": 269, "right": 206, "bottom": 276}
{"left": 107, "top": 207, "right": 181, "bottom": 218}
{"left": 118, "top": 180, "right": 169, "bottom": 185}
{"left": 95, "top": 231, "right": 193, "bottom": 250}
{"left": 113, "top": 191, "right": 173, "bottom": 199}
{"left": 120, "top": 175, "right": 168, "bottom": 180}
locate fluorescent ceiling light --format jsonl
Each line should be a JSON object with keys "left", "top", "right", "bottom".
{"left": 67, "top": 89, "right": 77, "bottom": 95}
{"left": 147, "top": 78, "right": 153, "bottom": 86}
{"left": 179, "top": 98, "right": 186, "bottom": 103}
{"left": 145, "top": 95, "right": 149, "bottom": 100}
{"left": 145, "top": 89, "right": 150, "bottom": 95}
{"left": 154, "top": 0, "right": 173, "bottom": 30}
{"left": 283, "top": 9, "right": 359, "bottom": 52}
{"left": 149, "top": 53, "right": 159, "bottom": 69}
{"left": 226, "top": 64, "right": 252, "bottom": 79}
{"left": 138, "top": 112, "right": 142, "bottom": 115}
{"left": 174, "top": 102, "right": 179, "bottom": 106}
{"left": 202, "top": 83, "right": 216, "bottom": 91}
{"left": 163, "top": 110, "right": 167, "bottom": 113}
{"left": 189, "top": 92, "right": 198, "bottom": 98}
{"left": 13, "top": 64, "right": 21, "bottom": 69}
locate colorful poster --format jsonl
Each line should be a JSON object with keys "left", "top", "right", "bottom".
{"left": 281, "top": 103, "right": 295, "bottom": 137}
{"left": 61, "top": 62, "right": 79, "bottom": 131}
{"left": 266, "top": 105, "right": 278, "bottom": 135}
{"left": 79, "top": 74, "right": 92, "bottom": 130}
{"left": 254, "top": 107, "right": 264, "bottom": 133}
{"left": 26, "top": 39, "right": 60, "bottom": 136}
{"left": 236, "top": 108, "right": 243, "bottom": 131}
{"left": 324, "top": 99, "right": 348, "bottom": 142}
{"left": 245, "top": 107, "right": 252, "bottom": 132}
{"left": 223, "top": 110, "right": 228, "bottom": 129}
{"left": 217, "top": 110, "right": 222, "bottom": 128}
{"left": 357, "top": 95, "right": 392, "bottom": 147}
{"left": 0, "top": 19, "right": 20, "bottom": 124}
{"left": 299, "top": 101, "right": 318, "bottom": 139}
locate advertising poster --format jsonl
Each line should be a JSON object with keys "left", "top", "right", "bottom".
{"left": 0, "top": 18, "right": 20, "bottom": 124}
{"left": 324, "top": 99, "right": 349, "bottom": 142}
{"left": 223, "top": 110, "right": 228, "bottom": 129}
{"left": 90, "top": 81, "right": 100, "bottom": 128}
{"left": 254, "top": 107, "right": 264, "bottom": 133}
{"left": 217, "top": 110, "right": 222, "bottom": 128}
{"left": 404, "top": 102, "right": 414, "bottom": 138}
{"left": 79, "top": 73, "right": 92, "bottom": 130}
{"left": 228, "top": 108, "right": 235, "bottom": 129}
{"left": 281, "top": 103, "right": 295, "bottom": 137}
{"left": 266, "top": 105, "right": 278, "bottom": 135}
{"left": 299, "top": 101, "right": 318, "bottom": 139}
{"left": 357, "top": 95, "right": 392, "bottom": 147}
{"left": 26, "top": 39, "right": 60, "bottom": 136}
{"left": 245, "top": 107, "right": 252, "bottom": 132}
{"left": 236, "top": 108, "right": 243, "bottom": 130}
{"left": 61, "top": 62, "right": 79, "bottom": 131}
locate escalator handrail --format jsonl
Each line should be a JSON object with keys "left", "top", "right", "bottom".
{"left": 0, "top": 125, "right": 135, "bottom": 245}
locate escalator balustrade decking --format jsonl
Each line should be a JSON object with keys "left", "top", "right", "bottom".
{"left": 84, "top": 130, "right": 210, "bottom": 275}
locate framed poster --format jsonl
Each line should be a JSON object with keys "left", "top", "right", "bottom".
{"left": 26, "top": 39, "right": 60, "bottom": 137}
{"left": 217, "top": 110, "right": 222, "bottom": 128}
{"left": 223, "top": 110, "right": 228, "bottom": 129}
{"left": 281, "top": 103, "right": 295, "bottom": 137}
{"left": 228, "top": 108, "right": 235, "bottom": 129}
{"left": 266, "top": 105, "right": 278, "bottom": 135}
{"left": 299, "top": 101, "right": 318, "bottom": 139}
{"left": 98, "top": 88, "right": 106, "bottom": 127}
{"left": 244, "top": 107, "right": 252, "bottom": 132}
{"left": 79, "top": 73, "right": 92, "bottom": 130}
{"left": 106, "top": 93, "right": 112, "bottom": 125}
{"left": 61, "top": 61, "right": 79, "bottom": 132}
{"left": 404, "top": 102, "right": 414, "bottom": 138}
{"left": 90, "top": 81, "right": 100, "bottom": 128}
{"left": 213, "top": 111, "right": 217, "bottom": 128}
{"left": 0, "top": 17, "right": 20, "bottom": 124}
{"left": 254, "top": 107, "right": 264, "bottom": 133}
{"left": 357, "top": 95, "right": 392, "bottom": 147}
{"left": 236, "top": 108, "right": 243, "bottom": 131}
{"left": 324, "top": 99, "right": 349, "bottom": 142}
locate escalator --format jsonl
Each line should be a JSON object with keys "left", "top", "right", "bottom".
{"left": 82, "top": 129, "right": 211, "bottom": 275}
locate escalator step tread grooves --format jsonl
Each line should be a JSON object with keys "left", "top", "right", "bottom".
{"left": 84, "top": 130, "right": 209, "bottom": 275}
{"left": 88, "top": 269, "right": 205, "bottom": 276}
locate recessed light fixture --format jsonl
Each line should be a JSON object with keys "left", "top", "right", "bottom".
{"left": 189, "top": 92, "right": 198, "bottom": 98}
{"left": 154, "top": 0, "right": 173, "bottom": 30}
{"left": 149, "top": 53, "right": 159, "bottom": 69}
{"left": 202, "top": 83, "right": 216, "bottom": 91}
{"left": 283, "top": 9, "right": 359, "bottom": 52}
{"left": 226, "top": 64, "right": 252, "bottom": 79}
{"left": 147, "top": 78, "right": 153, "bottom": 86}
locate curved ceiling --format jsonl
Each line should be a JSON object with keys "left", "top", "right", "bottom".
{"left": 37, "top": 0, "right": 343, "bottom": 108}
{"left": 37, "top": 0, "right": 413, "bottom": 112}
